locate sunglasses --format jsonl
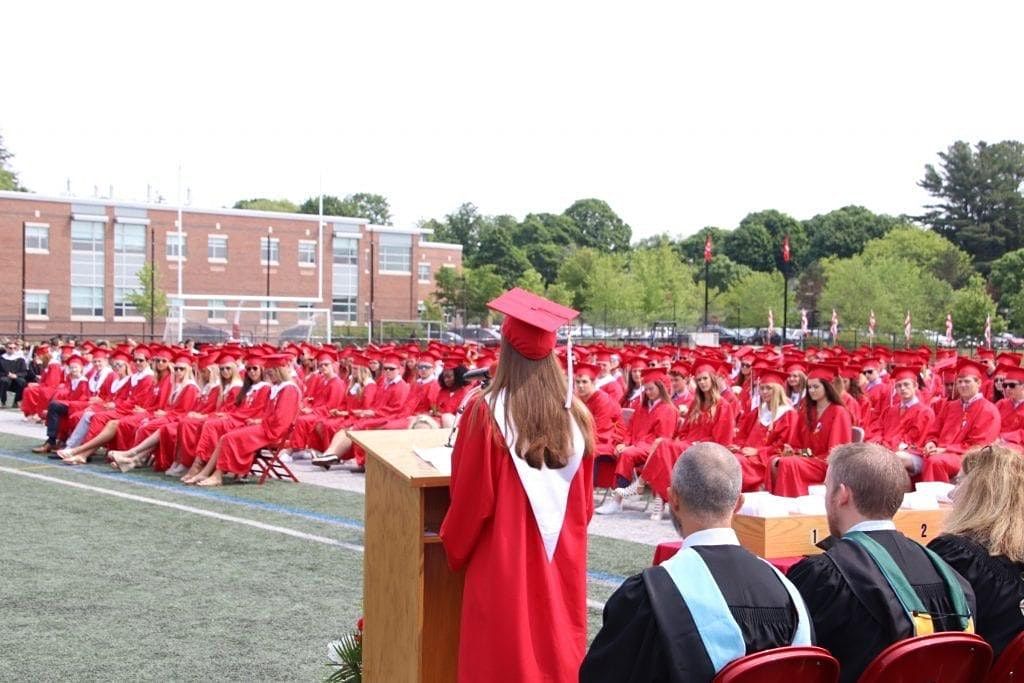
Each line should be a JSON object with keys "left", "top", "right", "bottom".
{"left": 246, "top": 366, "right": 261, "bottom": 372}
{"left": 173, "top": 366, "right": 189, "bottom": 372}
{"left": 220, "top": 366, "right": 233, "bottom": 371}
{"left": 1003, "top": 382, "right": 1019, "bottom": 388}
{"left": 133, "top": 358, "right": 147, "bottom": 363}
{"left": 382, "top": 366, "right": 399, "bottom": 371}
{"left": 154, "top": 358, "right": 168, "bottom": 363}
{"left": 416, "top": 364, "right": 432, "bottom": 370}
{"left": 863, "top": 369, "right": 875, "bottom": 375}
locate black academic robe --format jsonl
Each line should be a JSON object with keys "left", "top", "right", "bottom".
{"left": 790, "top": 529, "right": 977, "bottom": 683}
{"left": 928, "top": 533, "right": 1024, "bottom": 659}
{"left": 580, "top": 544, "right": 802, "bottom": 683}
{"left": 0, "top": 355, "right": 29, "bottom": 402}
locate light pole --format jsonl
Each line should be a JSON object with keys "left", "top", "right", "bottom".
{"left": 265, "top": 226, "right": 273, "bottom": 342}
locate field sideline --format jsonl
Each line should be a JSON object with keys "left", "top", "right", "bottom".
{"left": 0, "top": 429, "right": 655, "bottom": 680}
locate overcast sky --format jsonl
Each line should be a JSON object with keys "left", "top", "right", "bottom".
{"left": 4, "top": 1, "right": 1022, "bottom": 239}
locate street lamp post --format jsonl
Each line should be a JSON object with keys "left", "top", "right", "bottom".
{"left": 265, "top": 226, "right": 273, "bottom": 342}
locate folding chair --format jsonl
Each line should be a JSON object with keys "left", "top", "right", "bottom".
{"left": 248, "top": 441, "right": 300, "bottom": 484}
{"left": 713, "top": 646, "right": 839, "bottom": 683}
{"left": 987, "top": 631, "right": 1024, "bottom": 683}
{"left": 857, "top": 632, "right": 992, "bottom": 683}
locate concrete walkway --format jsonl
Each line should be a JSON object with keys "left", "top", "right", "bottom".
{"left": 0, "top": 408, "right": 673, "bottom": 547}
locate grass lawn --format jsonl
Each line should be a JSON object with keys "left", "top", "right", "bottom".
{"left": 0, "top": 430, "right": 655, "bottom": 680}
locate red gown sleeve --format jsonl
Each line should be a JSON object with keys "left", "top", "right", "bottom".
{"left": 441, "top": 396, "right": 498, "bottom": 572}
{"left": 263, "top": 385, "right": 301, "bottom": 442}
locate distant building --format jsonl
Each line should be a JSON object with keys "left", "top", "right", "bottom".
{"left": 0, "top": 191, "right": 462, "bottom": 341}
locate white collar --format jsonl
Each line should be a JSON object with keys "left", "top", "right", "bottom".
{"left": 270, "top": 380, "right": 297, "bottom": 399}
{"left": 759, "top": 402, "right": 792, "bottom": 426}
{"left": 594, "top": 374, "right": 616, "bottom": 389}
{"left": 2, "top": 352, "right": 23, "bottom": 361}
{"left": 647, "top": 398, "right": 662, "bottom": 409}
{"left": 683, "top": 527, "right": 740, "bottom": 549}
{"left": 845, "top": 519, "right": 897, "bottom": 534}
{"left": 962, "top": 393, "right": 984, "bottom": 408}
{"left": 130, "top": 367, "right": 154, "bottom": 385}
{"left": 110, "top": 373, "right": 132, "bottom": 393}
{"left": 900, "top": 396, "right": 919, "bottom": 409}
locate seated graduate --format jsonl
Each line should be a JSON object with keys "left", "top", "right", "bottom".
{"left": 789, "top": 443, "right": 977, "bottom": 683}
{"left": 580, "top": 442, "right": 813, "bottom": 683}
{"left": 928, "top": 444, "right": 1024, "bottom": 659}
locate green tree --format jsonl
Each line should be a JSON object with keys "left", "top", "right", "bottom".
{"left": 629, "top": 245, "right": 702, "bottom": 324}
{"left": 725, "top": 210, "right": 807, "bottom": 273}
{"left": 563, "top": 198, "right": 631, "bottom": 252}
{"left": 920, "top": 140, "right": 1024, "bottom": 268}
{"left": 298, "top": 193, "right": 392, "bottom": 224}
{"left": 951, "top": 275, "right": 1005, "bottom": 337}
{"left": 464, "top": 266, "right": 506, "bottom": 324}
{"left": 803, "top": 205, "right": 900, "bottom": 261}
{"left": 420, "top": 298, "right": 444, "bottom": 322}
{"left": 473, "top": 219, "right": 531, "bottom": 285}
{"left": 860, "top": 226, "right": 974, "bottom": 287}
{"left": 818, "top": 254, "right": 954, "bottom": 338}
{"left": 988, "top": 248, "right": 1024, "bottom": 306}
{"left": 676, "top": 227, "right": 730, "bottom": 263}
{"left": 582, "top": 253, "right": 644, "bottom": 329}
{"left": 556, "top": 248, "right": 603, "bottom": 310}
{"left": 715, "top": 271, "right": 795, "bottom": 329}
{"left": 0, "top": 132, "right": 26, "bottom": 191}
{"left": 427, "top": 203, "right": 484, "bottom": 260}
{"left": 233, "top": 198, "right": 298, "bottom": 212}
{"left": 124, "top": 262, "right": 169, "bottom": 324}
{"left": 515, "top": 268, "right": 547, "bottom": 295}
{"left": 544, "top": 282, "right": 575, "bottom": 307}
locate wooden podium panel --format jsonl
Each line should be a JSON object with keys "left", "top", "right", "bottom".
{"left": 733, "top": 506, "right": 951, "bottom": 558}
{"left": 350, "top": 429, "right": 461, "bottom": 683}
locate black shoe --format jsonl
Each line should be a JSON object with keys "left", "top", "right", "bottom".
{"left": 312, "top": 454, "right": 339, "bottom": 470}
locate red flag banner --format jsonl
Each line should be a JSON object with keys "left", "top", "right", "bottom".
{"left": 704, "top": 234, "right": 713, "bottom": 263}
{"left": 782, "top": 235, "right": 791, "bottom": 264}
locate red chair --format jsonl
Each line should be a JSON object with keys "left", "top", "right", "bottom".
{"left": 987, "top": 631, "right": 1024, "bottom": 683}
{"left": 857, "top": 632, "right": 993, "bottom": 683}
{"left": 713, "top": 646, "right": 839, "bottom": 683}
{"left": 248, "top": 443, "right": 300, "bottom": 484}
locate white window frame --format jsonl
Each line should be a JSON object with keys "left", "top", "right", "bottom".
{"left": 70, "top": 220, "right": 105, "bottom": 318}
{"left": 259, "top": 301, "right": 279, "bottom": 325}
{"left": 378, "top": 233, "right": 412, "bottom": 274}
{"left": 207, "top": 299, "right": 227, "bottom": 323}
{"left": 417, "top": 262, "right": 431, "bottom": 283}
{"left": 207, "top": 234, "right": 228, "bottom": 263}
{"left": 25, "top": 223, "right": 50, "bottom": 254}
{"left": 166, "top": 232, "right": 188, "bottom": 261}
{"left": 298, "top": 240, "right": 317, "bottom": 268}
{"left": 260, "top": 237, "right": 280, "bottom": 266}
{"left": 25, "top": 289, "right": 49, "bottom": 320}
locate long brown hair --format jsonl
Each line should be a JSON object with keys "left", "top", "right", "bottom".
{"left": 483, "top": 338, "right": 594, "bottom": 470}
{"left": 945, "top": 445, "right": 1024, "bottom": 562}
{"left": 687, "top": 372, "right": 721, "bottom": 424}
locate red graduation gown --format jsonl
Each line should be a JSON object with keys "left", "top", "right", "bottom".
{"left": 613, "top": 399, "right": 678, "bottom": 481}
{"left": 733, "top": 409, "right": 801, "bottom": 491}
{"left": 866, "top": 400, "right": 934, "bottom": 451}
{"left": 775, "top": 403, "right": 852, "bottom": 497}
{"left": 641, "top": 401, "right": 737, "bottom": 501}
{"left": 218, "top": 382, "right": 302, "bottom": 476}
{"left": 920, "top": 396, "right": 1001, "bottom": 482}
{"left": 584, "top": 389, "right": 622, "bottom": 456}
{"left": 996, "top": 397, "right": 1024, "bottom": 446}
{"left": 440, "top": 396, "right": 594, "bottom": 683}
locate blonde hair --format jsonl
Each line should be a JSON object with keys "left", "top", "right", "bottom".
{"left": 759, "top": 382, "right": 791, "bottom": 421}
{"left": 944, "top": 445, "right": 1024, "bottom": 562}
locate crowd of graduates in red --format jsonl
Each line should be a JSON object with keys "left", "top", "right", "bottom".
{"left": 13, "top": 335, "right": 1022, "bottom": 497}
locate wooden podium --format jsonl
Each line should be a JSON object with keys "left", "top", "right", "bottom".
{"left": 348, "top": 429, "right": 461, "bottom": 683}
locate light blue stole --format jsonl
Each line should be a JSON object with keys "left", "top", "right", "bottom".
{"left": 660, "top": 546, "right": 812, "bottom": 673}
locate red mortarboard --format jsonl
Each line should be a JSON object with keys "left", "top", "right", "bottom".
{"left": 890, "top": 366, "right": 919, "bottom": 384}
{"left": 91, "top": 348, "right": 109, "bottom": 360}
{"left": 976, "top": 348, "right": 995, "bottom": 361}
{"left": 244, "top": 354, "right": 266, "bottom": 369}
{"left": 381, "top": 353, "right": 403, "bottom": 368}
{"left": 784, "top": 360, "right": 808, "bottom": 375}
{"left": 692, "top": 358, "right": 727, "bottom": 378}
{"left": 573, "top": 363, "right": 600, "bottom": 380}
{"left": 173, "top": 354, "right": 193, "bottom": 367}
{"left": 197, "top": 354, "right": 219, "bottom": 369}
{"left": 1003, "top": 365, "right": 1024, "bottom": 383}
{"left": 262, "top": 353, "right": 293, "bottom": 369}
{"left": 111, "top": 351, "right": 131, "bottom": 365}
{"left": 956, "top": 357, "right": 987, "bottom": 379}
{"left": 316, "top": 351, "right": 336, "bottom": 364}
{"left": 757, "top": 368, "right": 789, "bottom": 387}
{"left": 67, "top": 356, "right": 85, "bottom": 367}
{"left": 487, "top": 288, "right": 579, "bottom": 360}
{"left": 641, "top": 367, "right": 668, "bottom": 386}
{"left": 806, "top": 364, "right": 837, "bottom": 382}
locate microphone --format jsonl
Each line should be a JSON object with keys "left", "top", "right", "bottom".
{"left": 462, "top": 367, "right": 492, "bottom": 382}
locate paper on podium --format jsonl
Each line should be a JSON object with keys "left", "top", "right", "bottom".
{"left": 414, "top": 446, "right": 453, "bottom": 476}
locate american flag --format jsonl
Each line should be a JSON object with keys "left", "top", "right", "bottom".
{"left": 868, "top": 310, "right": 876, "bottom": 338}
{"left": 800, "top": 308, "right": 809, "bottom": 336}
{"left": 945, "top": 313, "right": 953, "bottom": 344}
{"left": 704, "top": 234, "right": 713, "bottom": 263}
{"left": 830, "top": 309, "right": 839, "bottom": 342}
{"left": 985, "top": 314, "right": 992, "bottom": 349}
{"left": 904, "top": 311, "right": 912, "bottom": 343}
{"left": 767, "top": 309, "right": 775, "bottom": 341}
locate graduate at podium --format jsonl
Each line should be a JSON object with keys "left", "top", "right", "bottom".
{"left": 440, "top": 288, "right": 596, "bottom": 683}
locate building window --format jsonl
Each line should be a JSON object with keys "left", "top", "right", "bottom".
{"left": 332, "top": 236, "right": 359, "bottom": 324}
{"left": 297, "top": 302, "right": 315, "bottom": 322}
{"left": 298, "top": 241, "right": 316, "bottom": 267}
{"left": 260, "top": 237, "right": 280, "bottom": 265}
{"left": 25, "top": 292, "right": 49, "bottom": 318}
{"left": 332, "top": 236, "right": 358, "bottom": 265}
{"left": 260, "top": 301, "right": 278, "bottom": 323}
{"left": 379, "top": 233, "right": 412, "bottom": 272}
{"left": 332, "top": 296, "right": 357, "bottom": 322}
{"left": 166, "top": 232, "right": 188, "bottom": 259}
{"left": 113, "top": 223, "right": 147, "bottom": 318}
{"left": 207, "top": 235, "right": 228, "bottom": 261}
{"left": 208, "top": 299, "right": 227, "bottom": 322}
{"left": 418, "top": 263, "right": 431, "bottom": 283}
{"left": 70, "top": 220, "right": 105, "bottom": 317}
{"left": 25, "top": 224, "right": 49, "bottom": 252}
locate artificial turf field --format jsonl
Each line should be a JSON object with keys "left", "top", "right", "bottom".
{"left": 0, "top": 431, "right": 652, "bottom": 681}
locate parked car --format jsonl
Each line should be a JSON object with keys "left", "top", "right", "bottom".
{"left": 451, "top": 327, "right": 502, "bottom": 347}
{"left": 996, "top": 332, "right": 1024, "bottom": 349}
{"left": 698, "top": 325, "right": 746, "bottom": 345}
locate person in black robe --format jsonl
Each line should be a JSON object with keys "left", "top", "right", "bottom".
{"left": 580, "top": 443, "right": 806, "bottom": 683}
{"left": 0, "top": 341, "right": 29, "bottom": 407}
{"left": 789, "top": 443, "right": 976, "bottom": 683}
{"left": 928, "top": 445, "right": 1024, "bottom": 659}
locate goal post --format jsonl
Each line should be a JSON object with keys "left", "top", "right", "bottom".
{"left": 162, "top": 303, "right": 333, "bottom": 345}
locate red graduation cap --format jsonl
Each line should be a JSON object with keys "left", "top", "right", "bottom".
{"left": 262, "top": 353, "right": 293, "bottom": 369}
{"left": 890, "top": 366, "right": 920, "bottom": 384}
{"left": 488, "top": 288, "right": 579, "bottom": 360}
{"left": 757, "top": 368, "right": 789, "bottom": 387}
{"left": 641, "top": 367, "right": 668, "bottom": 386}
{"left": 573, "top": 363, "right": 600, "bottom": 381}
{"left": 956, "top": 357, "right": 987, "bottom": 379}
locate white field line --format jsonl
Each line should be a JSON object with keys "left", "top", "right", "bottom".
{"left": 0, "top": 464, "right": 609, "bottom": 612}
{"left": 0, "top": 466, "right": 364, "bottom": 553}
